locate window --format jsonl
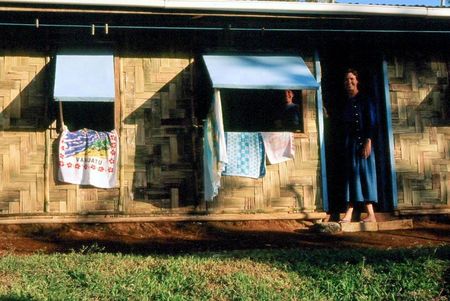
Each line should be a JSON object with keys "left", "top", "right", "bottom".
{"left": 202, "top": 55, "right": 318, "bottom": 133}
{"left": 59, "top": 101, "right": 114, "bottom": 131}
{"left": 220, "top": 89, "right": 304, "bottom": 132}
{"left": 53, "top": 54, "right": 115, "bottom": 131}
{"left": 54, "top": 54, "right": 119, "bottom": 189}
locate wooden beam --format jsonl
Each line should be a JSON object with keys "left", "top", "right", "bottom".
{"left": 117, "top": 56, "right": 126, "bottom": 213}
{"left": 114, "top": 56, "right": 121, "bottom": 135}
{"left": 377, "top": 219, "right": 413, "bottom": 231}
{"left": 0, "top": 212, "right": 327, "bottom": 225}
{"left": 44, "top": 129, "right": 50, "bottom": 213}
{"left": 43, "top": 56, "right": 51, "bottom": 213}
{"left": 395, "top": 208, "right": 450, "bottom": 216}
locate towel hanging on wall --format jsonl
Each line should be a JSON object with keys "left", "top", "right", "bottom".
{"left": 223, "top": 132, "right": 266, "bottom": 179}
{"left": 261, "top": 132, "right": 295, "bottom": 164}
{"left": 58, "top": 128, "right": 119, "bottom": 188}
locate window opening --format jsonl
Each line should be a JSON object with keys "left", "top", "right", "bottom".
{"left": 220, "top": 89, "right": 304, "bottom": 132}
{"left": 53, "top": 54, "right": 115, "bottom": 132}
{"left": 59, "top": 101, "right": 114, "bottom": 132}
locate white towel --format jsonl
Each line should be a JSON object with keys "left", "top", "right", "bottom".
{"left": 261, "top": 132, "right": 295, "bottom": 164}
{"left": 203, "top": 90, "right": 228, "bottom": 201}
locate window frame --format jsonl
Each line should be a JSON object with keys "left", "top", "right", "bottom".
{"left": 51, "top": 54, "right": 120, "bottom": 133}
{"left": 219, "top": 88, "right": 308, "bottom": 135}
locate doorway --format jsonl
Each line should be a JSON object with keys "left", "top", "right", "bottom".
{"left": 320, "top": 49, "right": 394, "bottom": 216}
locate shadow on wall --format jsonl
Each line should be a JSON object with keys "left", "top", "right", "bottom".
{"left": 0, "top": 54, "right": 53, "bottom": 213}
{"left": 0, "top": 56, "right": 53, "bottom": 132}
{"left": 415, "top": 77, "right": 449, "bottom": 128}
{"left": 0, "top": 54, "right": 120, "bottom": 214}
{"left": 391, "top": 54, "right": 449, "bottom": 127}
{"left": 0, "top": 54, "right": 203, "bottom": 214}
{"left": 390, "top": 54, "right": 450, "bottom": 207}
{"left": 122, "top": 60, "right": 200, "bottom": 211}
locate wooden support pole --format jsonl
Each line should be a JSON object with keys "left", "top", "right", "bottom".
{"left": 43, "top": 56, "right": 51, "bottom": 213}
{"left": 44, "top": 128, "right": 51, "bottom": 213}
{"left": 189, "top": 57, "right": 200, "bottom": 206}
{"left": 117, "top": 56, "right": 126, "bottom": 213}
{"left": 58, "top": 100, "right": 65, "bottom": 132}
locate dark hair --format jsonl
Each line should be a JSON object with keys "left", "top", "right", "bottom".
{"left": 345, "top": 68, "right": 359, "bottom": 80}
{"left": 285, "top": 89, "right": 294, "bottom": 95}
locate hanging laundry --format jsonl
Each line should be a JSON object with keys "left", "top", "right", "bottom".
{"left": 58, "top": 128, "right": 119, "bottom": 188}
{"left": 223, "top": 132, "right": 266, "bottom": 179}
{"left": 203, "top": 90, "right": 228, "bottom": 201}
{"left": 261, "top": 132, "right": 295, "bottom": 164}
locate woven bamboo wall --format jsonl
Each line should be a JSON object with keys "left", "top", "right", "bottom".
{"left": 214, "top": 58, "right": 322, "bottom": 213}
{"left": 0, "top": 54, "right": 47, "bottom": 214}
{"left": 48, "top": 56, "right": 197, "bottom": 214}
{"left": 0, "top": 54, "right": 197, "bottom": 215}
{"left": 120, "top": 56, "right": 196, "bottom": 213}
{"left": 388, "top": 54, "right": 449, "bottom": 208}
{"left": 0, "top": 53, "right": 325, "bottom": 215}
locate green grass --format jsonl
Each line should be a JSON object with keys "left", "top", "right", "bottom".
{"left": 0, "top": 245, "right": 448, "bottom": 301}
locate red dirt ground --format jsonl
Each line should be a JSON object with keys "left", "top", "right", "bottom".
{"left": 1, "top": 218, "right": 449, "bottom": 255}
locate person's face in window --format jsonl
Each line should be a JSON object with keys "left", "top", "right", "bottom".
{"left": 344, "top": 72, "right": 359, "bottom": 96}
{"left": 285, "top": 90, "right": 294, "bottom": 104}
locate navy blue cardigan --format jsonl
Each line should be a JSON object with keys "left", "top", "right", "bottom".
{"left": 342, "top": 93, "right": 376, "bottom": 143}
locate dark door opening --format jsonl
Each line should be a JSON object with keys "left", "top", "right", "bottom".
{"left": 321, "top": 50, "right": 393, "bottom": 215}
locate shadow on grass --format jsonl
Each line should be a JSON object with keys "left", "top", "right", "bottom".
{"left": 0, "top": 294, "right": 36, "bottom": 301}
{"left": 1, "top": 221, "right": 449, "bottom": 301}
{"left": 1, "top": 220, "right": 449, "bottom": 258}
{"left": 444, "top": 266, "right": 450, "bottom": 298}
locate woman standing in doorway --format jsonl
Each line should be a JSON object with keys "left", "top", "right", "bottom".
{"left": 340, "top": 69, "right": 378, "bottom": 223}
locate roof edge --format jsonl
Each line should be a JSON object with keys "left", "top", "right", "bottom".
{"left": 1, "top": 0, "right": 450, "bottom": 18}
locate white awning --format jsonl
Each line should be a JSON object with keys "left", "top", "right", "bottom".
{"left": 54, "top": 54, "right": 115, "bottom": 102}
{"left": 203, "top": 55, "right": 319, "bottom": 90}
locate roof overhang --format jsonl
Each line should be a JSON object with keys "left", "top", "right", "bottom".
{"left": 1, "top": 0, "right": 450, "bottom": 19}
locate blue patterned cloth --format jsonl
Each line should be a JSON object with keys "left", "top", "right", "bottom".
{"left": 223, "top": 132, "right": 266, "bottom": 178}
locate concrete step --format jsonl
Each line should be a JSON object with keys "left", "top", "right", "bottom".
{"left": 339, "top": 219, "right": 413, "bottom": 232}
{"left": 325, "top": 212, "right": 405, "bottom": 223}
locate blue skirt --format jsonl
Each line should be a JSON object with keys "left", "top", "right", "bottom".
{"left": 344, "top": 138, "right": 378, "bottom": 204}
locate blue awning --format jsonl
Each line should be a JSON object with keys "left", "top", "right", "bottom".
{"left": 203, "top": 55, "right": 319, "bottom": 90}
{"left": 54, "top": 54, "right": 115, "bottom": 102}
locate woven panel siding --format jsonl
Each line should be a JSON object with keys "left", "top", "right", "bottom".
{"left": 121, "top": 57, "right": 196, "bottom": 213}
{"left": 0, "top": 55, "right": 47, "bottom": 214}
{"left": 388, "top": 55, "right": 449, "bottom": 208}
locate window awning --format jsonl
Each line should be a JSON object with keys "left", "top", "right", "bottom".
{"left": 54, "top": 54, "right": 115, "bottom": 102}
{"left": 203, "top": 55, "right": 319, "bottom": 90}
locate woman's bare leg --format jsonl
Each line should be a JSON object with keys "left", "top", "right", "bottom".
{"left": 340, "top": 204, "right": 354, "bottom": 222}
{"left": 362, "top": 203, "right": 377, "bottom": 222}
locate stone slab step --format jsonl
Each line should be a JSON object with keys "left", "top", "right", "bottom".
{"left": 340, "top": 219, "right": 413, "bottom": 232}
{"left": 326, "top": 212, "right": 402, "bottom": 223}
